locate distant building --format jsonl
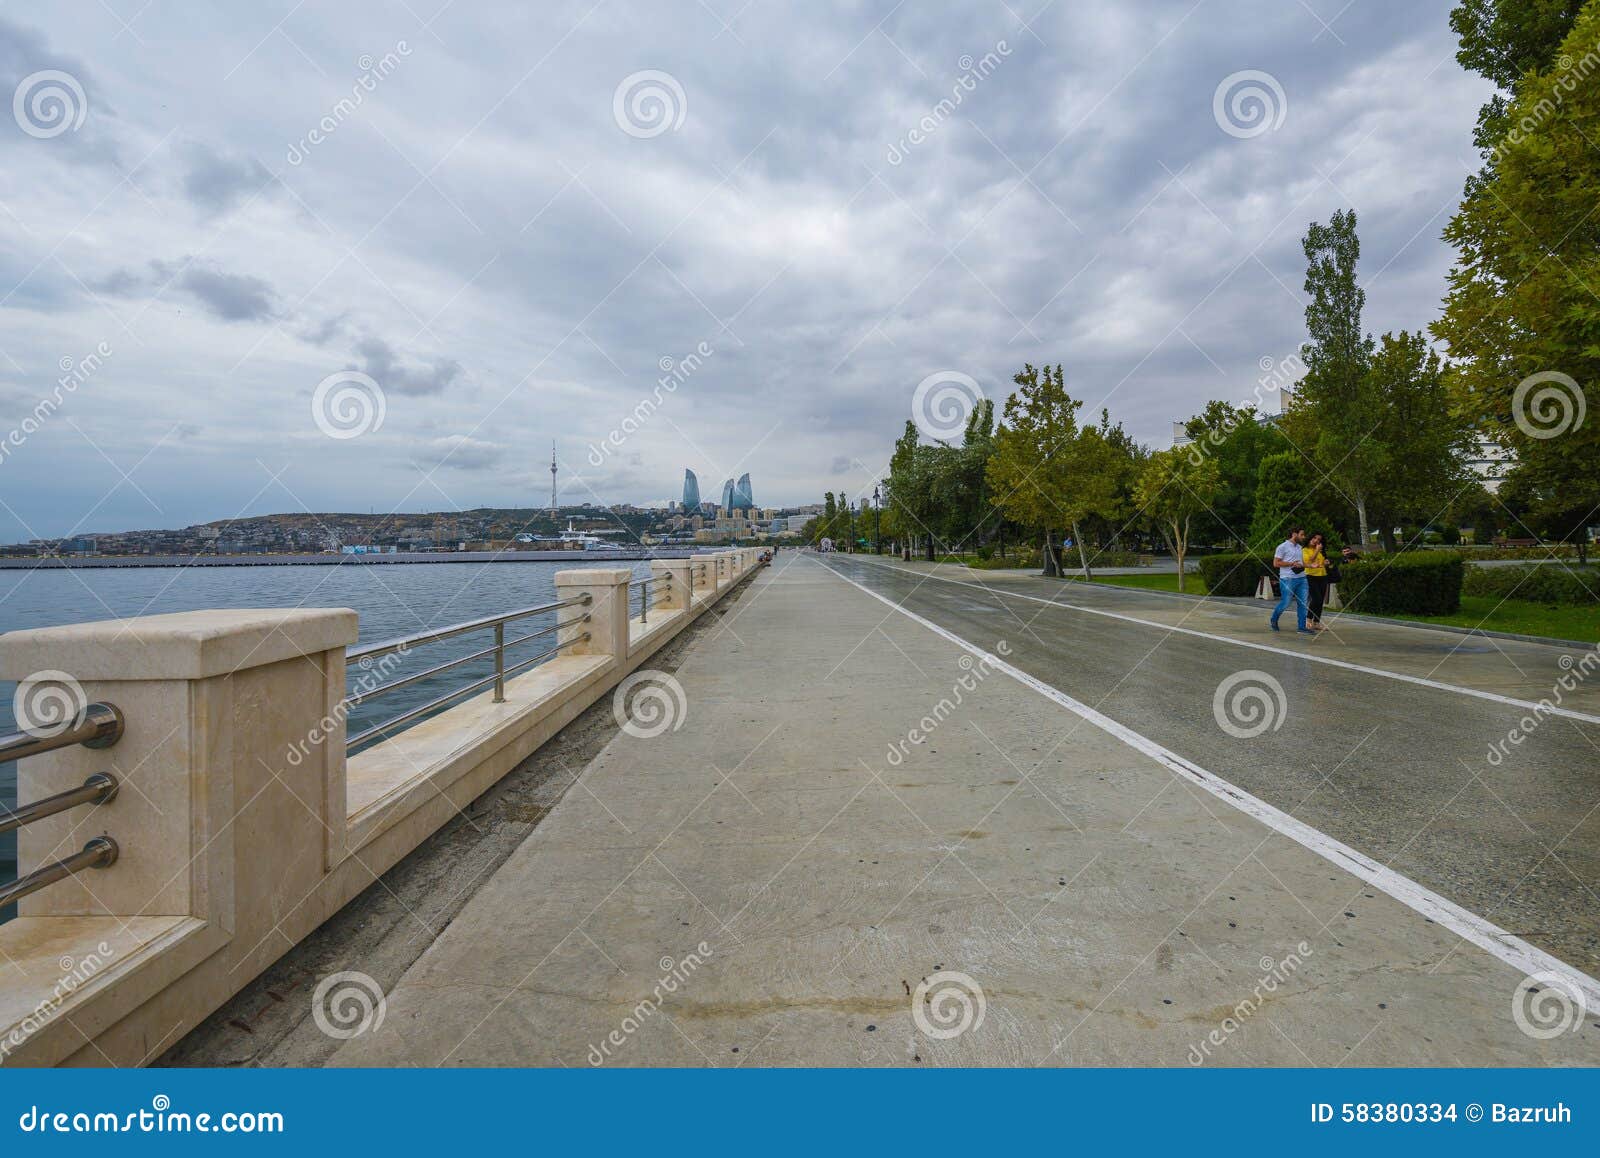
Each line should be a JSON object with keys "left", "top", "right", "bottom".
{"left": 734, "top": 473, "right": 754, "bottom": 510}
{"left": 682, "top": 469, "right": 701, "bottom": 510}
{"left": 719, "top": 478, "right": 737, "bottom": 511}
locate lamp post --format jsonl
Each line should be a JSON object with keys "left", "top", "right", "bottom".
{"left": 873, "top": 484, "right": 882, "bottom": 555}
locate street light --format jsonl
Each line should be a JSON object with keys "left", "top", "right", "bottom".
{"left": 873, "top": 484, "right": 882, "bottom": 555}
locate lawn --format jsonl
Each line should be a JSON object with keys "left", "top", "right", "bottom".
{"left": 1072, "top": 575, "right": 1593, "bottom": 641}
{"left": 1063, "top": 572, "right": 1210, "bottom": 595}
{"left": 1381, "top": 594, "right": 1597, "bottom": 642}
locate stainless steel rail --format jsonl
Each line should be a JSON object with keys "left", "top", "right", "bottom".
{"left": 0, "top": 837, "right": 118, "bottom": 910}
{"left": 1, "top": 773, "right": 118, "bottom": 837}
{"left": 343, "top": 594, "right": 597, "bottom": 750}
{"left": 346, "top": 634, "right": 591, "bottom": 750}
{"left": 346, "top": 595, "right": 590, "bottom": 663}
{"left": 0, "top": 701, "right": 124, "bottom": 765}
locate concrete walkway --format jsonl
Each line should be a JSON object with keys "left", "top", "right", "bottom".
{"left": 332, "top": 553, "right": 1597, "bottom": 1066}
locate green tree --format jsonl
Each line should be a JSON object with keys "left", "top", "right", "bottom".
{"left": 1436, "top": 4, "right": 1600, "bottom": 563}
{"left": 1451, "top": 0, "right": 1584, "bottom": 157}
{"left": 1181, "top": 402, "right": 1289, "bottom": 546}
{"left": 1294, "top": 209, "right": 1381, "bottom": 548}
{"left": 1362, "top": 331, "right": 1470, "bottom": 545}
{"left": 987, "top": 363, "right": 1120, "bottom": 578}
{"left": 1134, "top": 448, "right": 1221, "bottom": 592}
{"left": 1247, "top": 452, "right": 1344, "bottom": 553}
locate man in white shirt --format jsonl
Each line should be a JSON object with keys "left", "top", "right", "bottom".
{"left": 1269, "top": 527, "right": 1312, "bottom": 634}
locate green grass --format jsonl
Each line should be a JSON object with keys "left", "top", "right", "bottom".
{"left": 1068, "top": 576, "right": 1594, "bottom": 641}
{"left": 1063, "top": 572, "right": 1210, "bottom": 596}
{"left": 1382, "top": 595, "right": 1596, "bottom": 641}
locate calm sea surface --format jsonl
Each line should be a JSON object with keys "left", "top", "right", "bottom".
{"left": 1, "top": 560, "right": 658, "bottom": 883}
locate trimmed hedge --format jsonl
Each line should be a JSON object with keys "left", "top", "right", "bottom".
{"left": 1338, "top": 551, "right": 1464, "bottom": 616}
{"left": 1199, "top": 553, "right": 1274, "bottom": 597}
{"left": 1462, "top": 564, "right": 1599, "bottom": 606}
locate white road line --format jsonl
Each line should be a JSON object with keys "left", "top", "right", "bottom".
{"left": 835, "top": 555, "right": 1600, "bottom": 726}
{"left": 822, "top": 558, "right": 1600, "bottom": 1008}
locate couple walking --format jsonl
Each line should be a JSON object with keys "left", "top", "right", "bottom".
{"left": 1269, "top": 527, "right": 1332, "bottom": 635}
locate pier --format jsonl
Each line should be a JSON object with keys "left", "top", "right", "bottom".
{"left": 2, "top": 551, "right": 1598, "bottom": 1066}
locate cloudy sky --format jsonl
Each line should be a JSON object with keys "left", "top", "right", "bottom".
{"left": 0, "top": 1, "right": 1489, "bottom": 540}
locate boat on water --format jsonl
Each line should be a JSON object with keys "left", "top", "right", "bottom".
{"left": 513, "top": 519, "right": 630, "bottom": 551}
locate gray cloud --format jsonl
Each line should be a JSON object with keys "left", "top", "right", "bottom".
{"left": 93, "top": 260, "right": 277, "bottom": 321}
{"left": 354, "top": 336, "right": 462, "bottom": 397}
{"left": 179, "top": 141, "right": 279, "bottom": 216}
{"left": 172, "top": 265, "right": 276, "bottom": 321}
{"left": 0, "top": 2, "right": 1494, "bottom": 538}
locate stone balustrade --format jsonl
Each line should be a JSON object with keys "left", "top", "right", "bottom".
{"left": 0, "top": 548, "right": 768, "bottom": 1067}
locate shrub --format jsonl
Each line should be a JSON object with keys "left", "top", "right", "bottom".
{"left": 1462, "top": 565, "right": 1599, "bottom": 606}
{"left": 1199, "top": 552, "right": 1275, "bottom": 597}
{"left": 1337, "top": 551, "right": 1464, "bottom": 616}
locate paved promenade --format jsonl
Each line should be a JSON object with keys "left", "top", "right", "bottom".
{"left": 332, "top": 553, "right": 1597, "bottom": 1066}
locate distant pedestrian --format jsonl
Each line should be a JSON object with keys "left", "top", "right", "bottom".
{"left": 1303, "top": 533, "right": 1330, "bottom": 631}
{"left": 1269, "top": 527, "right": 1312, "bottom": 635}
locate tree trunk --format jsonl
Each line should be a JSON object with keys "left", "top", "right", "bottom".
{"left": 1355, "top": 495, "right": 1370, "bottom": 553}
{"left": 1074, "top": 521, "right": 1092, "bottom": 581}
{"left": 923, "top": 532, "right": 934, "bottom": 562}
{"left": 1172, "top": 519, "right": 1187, "bottom": 594}
{"left": 998, "top": 526, "right": 1006, "bottom": 559}
{"left": 1041, "top": 530, "right": 1058, "bottom": 577}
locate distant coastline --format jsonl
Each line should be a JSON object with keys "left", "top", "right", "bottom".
{"left": 0, "top": 548, "right": 710, "bottom": 570}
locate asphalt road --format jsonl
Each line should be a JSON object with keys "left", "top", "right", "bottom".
{"left": 820, "top": 553, "right": 1600, "bottom": 978}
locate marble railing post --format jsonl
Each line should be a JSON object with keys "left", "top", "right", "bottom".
{"left": 0, "top": 609, "right": 356, "bottom": 921}
{"left": 650, "top": 559, "right": 693, "bottom": 611}
{"left": 554, "top": 568, "right": 631, "bottom": 660}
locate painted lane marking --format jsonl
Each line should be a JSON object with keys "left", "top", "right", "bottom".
{"left": 834, "top": 556, "right": 1600, "bottom": 726}
{"left": 821, "top": 558, "right": 1600, "bottom": 1008}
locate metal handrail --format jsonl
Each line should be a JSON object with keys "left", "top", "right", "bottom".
{"left": 0, "top": 702, "right": 124, "bottom": 765}
{"left": 346, "top": 595, "right": 591, "bottom": 663}
{"left": 346, "top": 614, "right": 590, "bottom": 709}
{"left": 1, "top": 773, "right": 118, "bottom": 837}
{"left": 0, "top": 837, "right": 118, "bottom": 910}
{"left": 347, "top": 633, "right": 590, "bottom": 750}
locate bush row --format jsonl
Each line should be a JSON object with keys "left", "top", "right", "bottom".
{"left": 1199, "top": 550, "right": 1467, "bottom": 615}
{"left": 1198, "top": 553, "right": 1274, "bottom": 597}
{"left": 1338, "top": 551, "right": 1464, "bottom": 616}
{"left": 1462, "top": 564, "right": 1599, "bottom": 606}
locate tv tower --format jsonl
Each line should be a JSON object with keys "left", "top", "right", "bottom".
{"left": 549, "top": 440, "right": 558, "bottom": 518}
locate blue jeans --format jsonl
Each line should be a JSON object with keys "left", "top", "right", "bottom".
{"left": 1272, "top": 574, "right": 1309, "bottom": 631}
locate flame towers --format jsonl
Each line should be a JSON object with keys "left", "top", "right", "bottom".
{"left": 682, "top": 469, "right": 701, "bottom": 510}
{"left": 734, "top": 473, "right": 754, "bottom": 510}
